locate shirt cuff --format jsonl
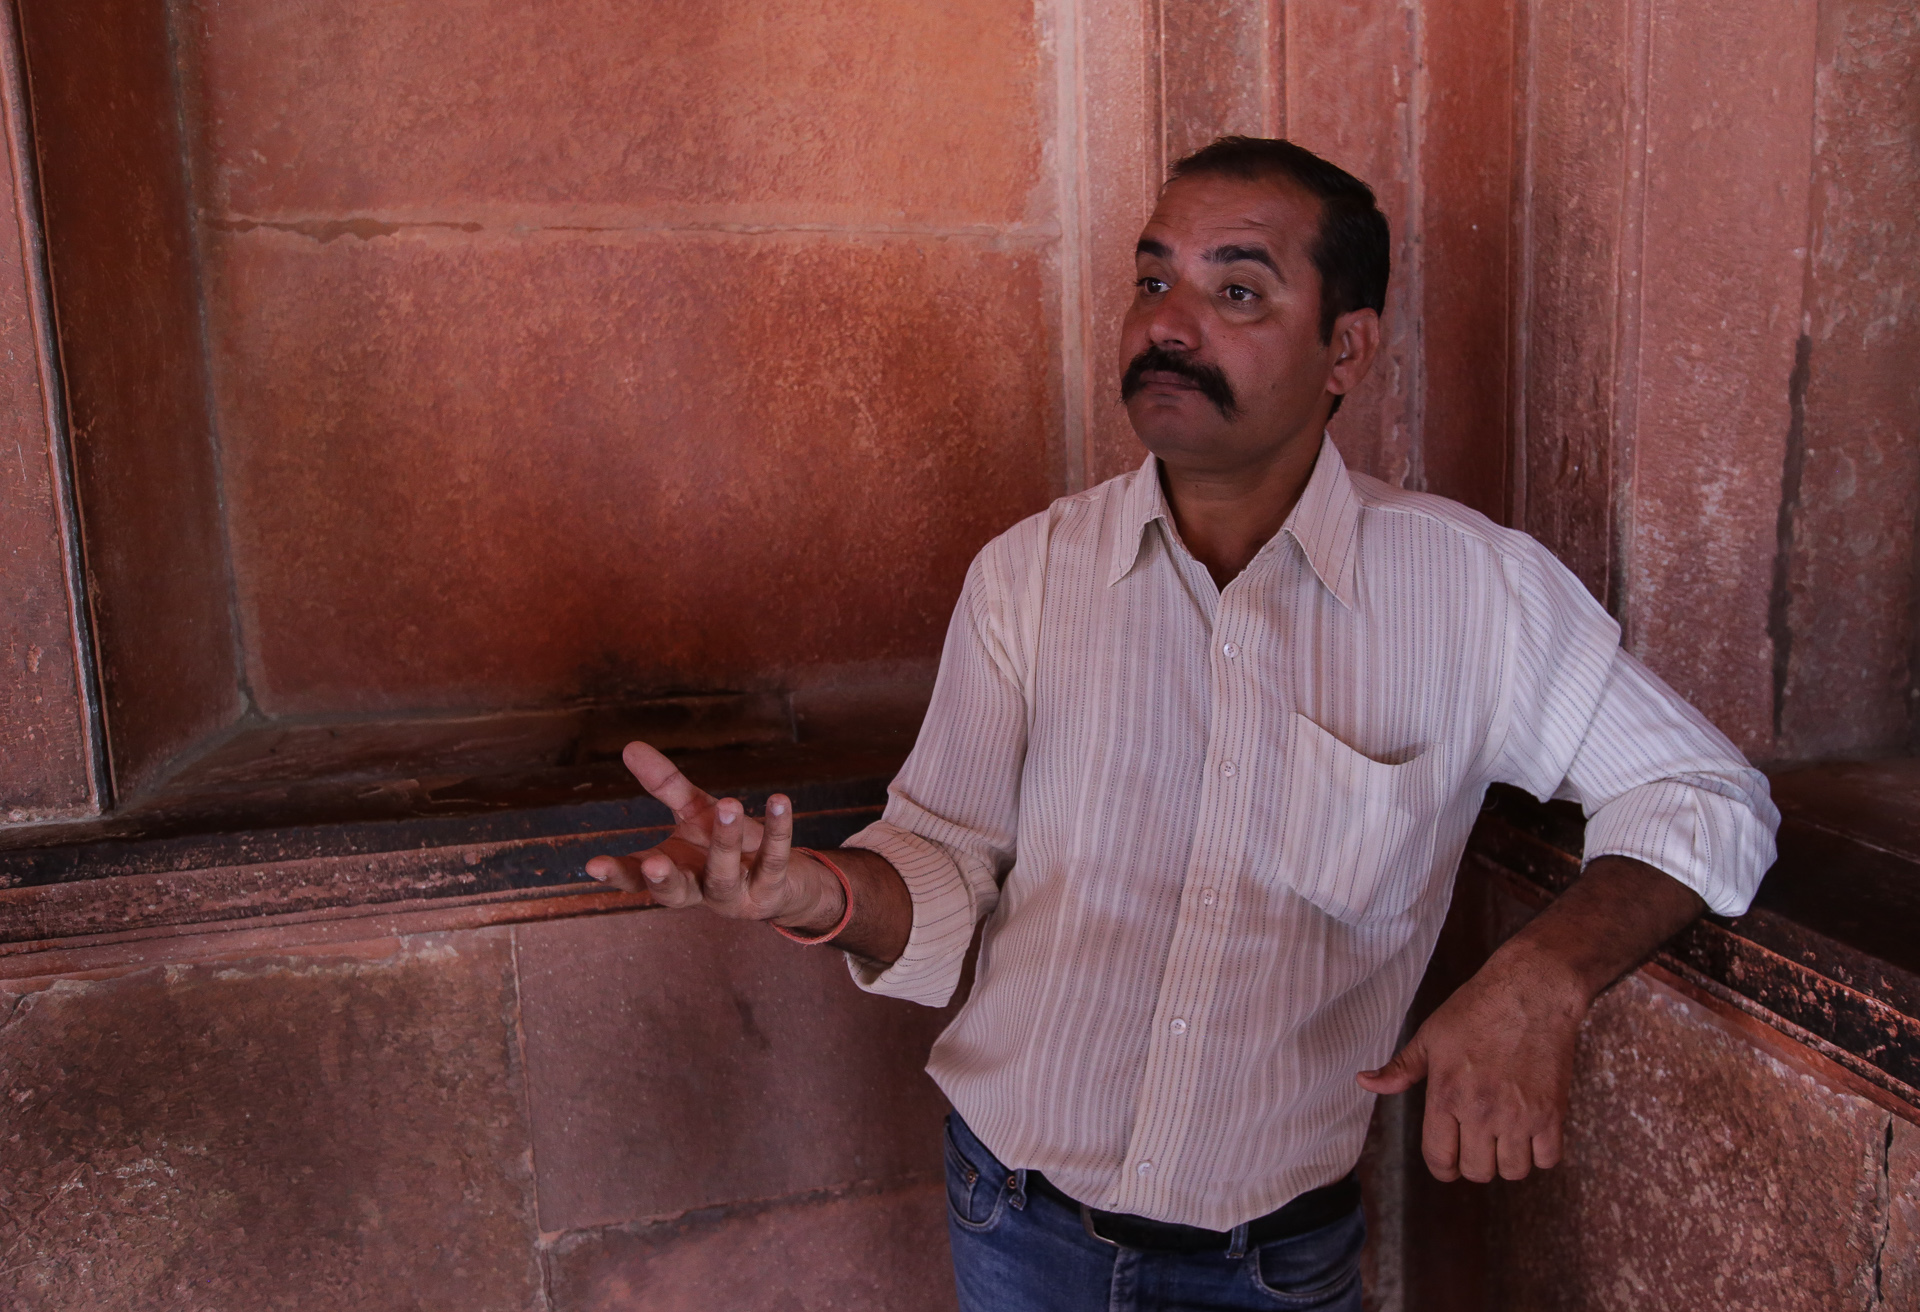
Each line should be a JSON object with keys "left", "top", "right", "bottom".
{"left": 1582, "top": 776, "right": 1778, "bottom": 917}
{"left": 839, "top": 820, "right": 982, "bottom": 1007}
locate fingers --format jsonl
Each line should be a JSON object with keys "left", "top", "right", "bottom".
{"left": 1420, "top": 1090, "right": 1561, "bottom": 1183}
{"left": 704, "top": 799, "right": 746, "bottom": 901}
{"left": 584, "top": 854, "right": 647, "bottom": 892}
{"left": 582, "top": 790, "right": 787, "bottom": 916}
{"left": 585, "top": 833, "right": 703, "bottom": 902}
{"left": 1531, "top": 1123, "right": 1564, "bottom": 1170}
{"left": 1391, "top": 962, "right": 1581, "bottom": 1184}
{"left": 1456, "top": 1125, "right": 1498, "bottom": 1183}
{"left": 1424, "top": 1114, "right": 1558, "bottom": 1183}
{"left": 1356, "top": 1040, "right": 1427, "bottom": 1095}
{"left": 1421, "top": 1100, "right": 1461, "bottom": 1182}
{"left": 638, "top": 847, "right": 701, "bottom": 907}
{"left": 753, "top": 794, "right": 794, "bottom": 896}
{"left": 581, "top": 848, "right": 702, "bottom": 904}
{"left": 1495, "top": 1133, "right": 1535, "bottom": 1181}
{"left": 581, "top": 849, "right": 691, "bottom": 901}
{"left": 622, "top": 741, "right": 717, "bottom": 823}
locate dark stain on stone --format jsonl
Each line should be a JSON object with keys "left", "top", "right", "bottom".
{"left": 1873, "top": 1117, "right": 1894, "bottom": 1308}
{"left": 209, "top": 217, "right": 483, "bottom": 243}
{"left": 1769, "top": 331, "right": 1812, "bottom": 744}
{"left": 540, "top": 1177, "right": 955, "bottom": 1312}
{"left": 733, "top": 989, "right": 772, "bottom": 1051}
{"left": 1909, "top": 492, "right": 1920, "bottom": 753}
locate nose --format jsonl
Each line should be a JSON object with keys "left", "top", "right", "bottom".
{"left": 1145, "top": 282, "right": 1203, "bottom": 353}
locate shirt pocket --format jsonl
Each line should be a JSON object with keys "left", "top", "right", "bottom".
{"left": 1271, "top": 713, "right": 1444, "bottom": 924}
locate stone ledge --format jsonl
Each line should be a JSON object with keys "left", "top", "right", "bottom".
{"left": 0, "top": 743, "right": 903, "bottom": 975}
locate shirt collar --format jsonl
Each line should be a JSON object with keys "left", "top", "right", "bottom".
{"left": 1106, "top": 453, "right": 1170, "bottom": 588}
{"left": 1105, "top": 433, "right": 1361, "bottom": 609}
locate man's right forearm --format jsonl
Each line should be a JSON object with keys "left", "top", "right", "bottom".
{"left": 775, "top": 847, "right": 914, "bottom": 969}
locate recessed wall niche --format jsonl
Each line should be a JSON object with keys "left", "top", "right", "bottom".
{"left": 18, "top": 0, "right": 1062, "bottom": 811}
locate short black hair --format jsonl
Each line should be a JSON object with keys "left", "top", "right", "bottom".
{"left": 1167, "top": 136, "right": 1390, "bottom": 416}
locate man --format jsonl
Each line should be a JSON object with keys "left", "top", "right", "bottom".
{"left": 586, "top": 137, "right": 1776, "bottom": 1311}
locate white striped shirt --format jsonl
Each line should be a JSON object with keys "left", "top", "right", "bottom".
{"left": 844, "top": 435, "right": 1778, "bottom": 1230}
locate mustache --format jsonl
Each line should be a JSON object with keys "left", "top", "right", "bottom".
{"left": 1120, "top": 345, "right": 1239, "bottom": 419}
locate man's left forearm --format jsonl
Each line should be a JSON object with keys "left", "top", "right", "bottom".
{"left": 1495, "top": 854, "right": 1705, "bottom": 1006}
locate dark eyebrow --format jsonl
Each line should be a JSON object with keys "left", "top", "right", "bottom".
{"left": 1135, "top": 238, "right": 1172, "bottom": 259}
{"left": 1208, "top": 243, "right": 1282, "bottom": 277}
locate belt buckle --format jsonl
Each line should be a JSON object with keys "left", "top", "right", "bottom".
{"left": 1078, "top": 1202, "right": 1120, "bottom": 1247}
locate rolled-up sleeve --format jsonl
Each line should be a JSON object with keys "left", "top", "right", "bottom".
{"left": 841, "top": 529, "right": 1038, "bottom": 1006}
{"left": 1490, "top": 536, "right": 1778, "bottom": 916}
{"left": 1554, "top": 649, "right": 1779, "bottom": 916}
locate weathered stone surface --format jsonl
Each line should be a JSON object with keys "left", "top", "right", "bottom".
{"left": 514, "top": 908, "right": 955, "bottom": 1232}
{"left": 1075, "top": 0, "right": 1157, "bottom": 488}
{"left": 1489, "top": 972, "right": 1888, "bottom": 1311}
{"left": 1886, "top": 1115, "right": 1920, "bottom": 1312}
{"left": 182, "top": 0, "right": 1044, "bottom": 226}
{"left": 1357, "top": 1090, "right": 1408, "bottom": 1312}
{"left": 0, "top": 932, "right": 541, "bottom": 1310}
{"left": 1158, "top": 0, "right": 1277, "bottom": 164}
{"left": 0, "top": 53, "right": 92, "bottom": 822}
{"left": 1418, "top": 0, "right": 1514, "bottom": 523}
{"left": 16, "top": 0, "right": 244, "bottom": 793}
{"left": 543, "top": 1179, "right": 957, "bottom": 1312}
{"left": 1779, "top": 0, "right": 1920, "bottom": 760}
{"left": 1626, "top": 0, "right": 1817, "bottom": 757}
{"left": 1285, "top": 0, "right": 1419, "bottom": 492}
{"left": 1514, "top": 0, "right": 1639, "bottom": 603}
{"left": 204, "top": 229, "right": 1057, "bottom": 718}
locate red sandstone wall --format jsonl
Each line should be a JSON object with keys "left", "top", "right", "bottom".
{"left": 0, "top": 915, "right": 958, "bottom": 1309}
{"left": 1490, "top": 972, "right": 1915, "bottom": 1311}
{"left": 1780, "top": 0, "right": 1920, "bottom": 759}
{"left": 2, "top": 0, "right": 1911, "bottom": 803}
{"left": 0, "top": 33, "right": 92, "bottom": 822}
{"left": 1512, "top": 0, "right": 1919, "bottom": 762}
{"left": 1462, "top": 861, "right": 1918, "bottom": 1312}
{"left": 16, "top": 0, "right": 244, "bottom": 794}
{"left": 177, "top": 0, "right": 1062, "bottom": 723}
{"left": 1, "top": 2, "right": 1916, "bottom": 1310}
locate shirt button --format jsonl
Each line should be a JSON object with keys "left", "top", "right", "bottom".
{"left": 1137, "top": 1161, "right": 1154, "bottom": 1177}
{"left": 1220, "top": 761, "right": 1237, "bottom": 778}
{"left": 1201, "top": 888, "right": 1216, "bottom": 906}
{"left": 1170, "top": 1018, "right": 1188, "bottom": 1035}
{"left": 1221, "top": 641, "right": 1239, "bottom": 659}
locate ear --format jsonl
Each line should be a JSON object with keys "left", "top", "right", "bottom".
{"left": 1325, "top": 308, "right": 1382, "bottom": 401}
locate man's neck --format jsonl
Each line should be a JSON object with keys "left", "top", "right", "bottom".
{"left": 1157, "top": 430, "right": 1324, "bottom": 590}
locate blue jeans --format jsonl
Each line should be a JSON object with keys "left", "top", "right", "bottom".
{"left": 944, "top": 1112, "right": 1365, "bottom": 1312}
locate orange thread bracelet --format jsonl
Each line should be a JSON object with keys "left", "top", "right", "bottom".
{"left": 775, "top": 847, "right": 855, "bottom": 945}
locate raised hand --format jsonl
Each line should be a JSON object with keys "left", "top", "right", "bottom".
{"left": 585, "top": 741, "right": 843, "bottom": 930}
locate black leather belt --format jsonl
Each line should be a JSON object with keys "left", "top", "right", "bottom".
{"left": 1025, "top": 1168, "right": 1360, "bottom": 1253}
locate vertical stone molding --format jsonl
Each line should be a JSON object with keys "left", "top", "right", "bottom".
{"left": 0, "top": 11, "right": 96, "bottom": 821}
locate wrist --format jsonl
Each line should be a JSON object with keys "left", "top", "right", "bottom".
{"left": 1489, "top": 934, "right": 1595, "bottom": 1015}
{"left": 771, "top": 850, "right": 850, "bottom": 936}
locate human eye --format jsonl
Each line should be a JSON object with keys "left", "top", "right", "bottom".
{"left": 1223, "top": 283, "right": 1258, "bottom": 303}
{"left": 1135, "top": 276, "right": 1169, "bottom": 295}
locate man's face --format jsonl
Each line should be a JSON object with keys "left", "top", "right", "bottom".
{"left": 1120, "top": 173, "right": 1358, "bottom": 472}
